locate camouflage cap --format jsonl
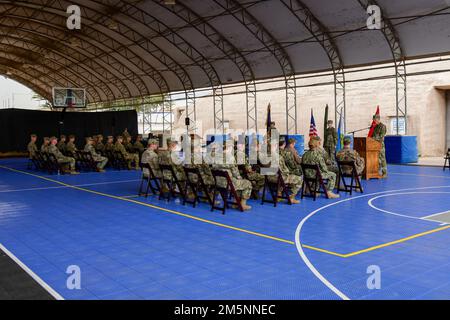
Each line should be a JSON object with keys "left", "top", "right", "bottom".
{"left": 60, "top": 134, "right": 66, "bottom": 139}
{"left": 86, "top": 136, "right": 93, "bottom": 141}
{"left": 148, "top": 139, "right": 159, "bottom": 145}
{"left": 167, "top": 138, "right": 178, "bottom": 145}
{"left": 107, "top": 135, "right": 113, "bottom": 139}
{"left": 287, "top": 138, "right": 297, "bottom": 145}
{"left": 49, "top": 136, "right": 57, "bottom": 141}
{"left": 310, "top": 136, "right": 321, "bottom": 142}
{"left": 116, "top": 135, "right": 123, "bottom": 140}
{"left": 343, "top": 137, "right": 352, "bottom": 145}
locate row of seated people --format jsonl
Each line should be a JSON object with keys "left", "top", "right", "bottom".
{"left": 139, "top": 135, "right": 366, "bottom": 212}
{"left": 27, "top": 131, "right": 149, "bottom": 173}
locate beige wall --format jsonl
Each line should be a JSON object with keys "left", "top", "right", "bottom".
{"left": 173, "top": 60, "right": 450, "bottom": 156}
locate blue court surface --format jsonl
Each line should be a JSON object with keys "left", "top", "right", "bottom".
{"left": 1, "top": 158, "right": 450, "bottom": 300}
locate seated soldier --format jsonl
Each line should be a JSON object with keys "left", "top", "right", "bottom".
{"left": 336, "top": 137, "right": 365, "bottom": 175}
{"left": 141, "top": 139, "right": 162, "bottom": 178}
{"left": 235, "top": 141, "right": 265, "bottom": 196}
{"left": 84, "top": 137, "right": 108, "bottom": 172}
{"left": 302, "top": 136, "right": 340, "bottom": 199}
{"left": 124, "top": 136, "right": 135, "bottom": 154}
{"left": 57, "top": 135, "right": 67, "bottom": 154}
{"left": 28, "top": 134, "right": 38, "bottom": 159}
{"left": 41, "top": 137, "right": 50, "bottom": 153}
{"left": 269, "top": 139, "right": 302, "bottom": 204}
{"left": 48, "top": 137, "right": 79, "bottom": 174}
{"left": 284, "top": 138, "right": 302, "bottom": 176}
{"left": 95, "top": 135, "right": 105, "bottom": 153}
{"left": 187, "top": 139, "right": 214, "bottom": 187}
{"left": 104, "top": 136, "right": 115, "bottom": 152}
{"left": 115, "top": 135, "right": 140, "bottom": 170}
{"left": 158, "top": 139, "right": 186, "bottom": 182}
{"left": 134, "top": 135, "right": 145, "bottom": 155}
{"left": 66, "top": 135, "right": 78, "bottom": 156}
{"left": 213, "top": 143, "right": 253, "bottom": 211}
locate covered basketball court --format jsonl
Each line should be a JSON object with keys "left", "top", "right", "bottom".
{"left": 1, "top": 0, "right": 450, "bottom": 301}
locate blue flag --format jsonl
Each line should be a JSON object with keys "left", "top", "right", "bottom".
{"left": 336, "top": 110, "right": 343, "bottom": 152}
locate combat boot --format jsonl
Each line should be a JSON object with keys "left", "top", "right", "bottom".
{"left": 289, "top": 195, "right": 300, "bottom": 204}
{"left": 240, "top": 199, "right": 252, "bottom": 211}
{"left": 327, "top": 191, "right": 340, "bottom": 199}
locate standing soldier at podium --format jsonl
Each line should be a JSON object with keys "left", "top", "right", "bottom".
{"left": 372, "top": 114, "right": 387, "bottom": 178}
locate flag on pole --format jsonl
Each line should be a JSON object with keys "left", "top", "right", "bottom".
{"left": 309, "top": 109, "right": 318, "bottom": 137}
{"left": 368, "top": 106, "right": 380, "bottom": 137}
{"left": 324, "top": 104, "right": 329, "bottom": 138}
{"left": 266, "top": 103, "right": 272, "bottom": 134}
{"left": 336, "top": 109, "right": 343, "bottom": 152}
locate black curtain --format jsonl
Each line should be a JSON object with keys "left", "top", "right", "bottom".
{"left": 0, "top": 109, "right": 138, "bottom": 152}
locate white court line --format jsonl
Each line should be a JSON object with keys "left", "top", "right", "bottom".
{"left": 295, "top": 184, "right": 450, "bottom": 301}
{"left": 391, "top": 172, "right": 450, "bottom": 179}
{"left": 0, "top": 243, "right": 64, "bottom": 300}
{"left": 368, "top": 191, "right": 450, "bottom": 223}
{"left": 0, "top": 179, "right": 140, "bottom": 194}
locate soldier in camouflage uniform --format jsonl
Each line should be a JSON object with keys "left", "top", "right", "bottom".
{"left": 302, "top": 136, "right": 340, "bottom": 199}
{"left": 324, "top": 120, "right": 338, "bottom": 159}
{"left": 284, "top": 138, "right": 302, "bottom": 176}
{"left": 235, "top": 142, "right": 265, "bottom": 196}
{"left": 105, "top": 136, "right": 115, "bottom": 152}
{"left": 336, "top": 137, "right": 365, "bottom": 175}
{"left": 134, "top": 135, "right": 145, "bottom": 155}
{"left": 270, "top": 139, "right": 302, "bottom": 204}
{"left": 48, "top": 137, "right": 79, "bottom": 174}
{"left": 57, "top": 135, "right": 67, "bottom": 154}
{"left": 122, "top": 128, "right": 131, "bottom": 140}
{"left": 115, "top": 135, "right": 140, "bottom": 170}
{"left": 84, "top": 137, "right": 108, "bottom": 172}
{"left": 141, "top": 139, "right": 162, "bottom": 178}
{"left": 213, "top": 144, "right": 253, "bottom": 211}
{"left": 158, "top": 139, "right": 186, "bottom": 182}
{"left": 41, "top": 137, "right": 50, "bottom": 153}
{"left": 28, "top": 134, "right": 38, "bottom": 159}
{"left": 66, "top": 135, "right": 78, "bottom": 157}
{"left": 95, "top": 135, "right": 105, "bottom": 154}
{"left": 372, "top": 114, "right": 387, "bottom": 178}
{"left": 124, "top": 136, "right": 135, "bottom": 154}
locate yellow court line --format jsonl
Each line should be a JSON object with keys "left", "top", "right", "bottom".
{"left": 1, "top": 165, "right": 450, "bottom": 258}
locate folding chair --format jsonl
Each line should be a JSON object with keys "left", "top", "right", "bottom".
{"left": 261, "top": 170, "right": 292, "bottom": 207}
{"left": 46, "top": 153, "right": 65, "bottom": 175}
{"left": 210, "top": 169, "right": 244, "bottom": 214}
{"left": 301, "top": 164, "right": 330, "bottom": 201}
{"left": 159, "top": 164, "right": 186, "bottom": 202}
{"left": 138, "top": 163, "right": 161, "bottom": 197}
{"left": 183, "top": 167, "right": 213, "bottom": 207}
{"left": 34, "top": 151, "right": 47, "bottom": 171}
{"left": 444, "top": 148, "right": 450, "bottom": 171}
{"left": 337, "top": 160, "right": 364, "bottom": 195}
{"left": 114, "top": 151, "right": 130, "bottom": 170}
{"left": 79, "top": 151, "right": 98, "bottom": 172}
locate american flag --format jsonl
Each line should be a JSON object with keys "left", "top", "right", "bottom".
{"left": 309, "top": 109, "right": 318, "bottom": 137}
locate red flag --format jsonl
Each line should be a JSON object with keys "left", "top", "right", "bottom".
{"left": 368, "top": 106, "right": 380, "bottom": 137}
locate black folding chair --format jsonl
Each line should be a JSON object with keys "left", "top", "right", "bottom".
{"left": 261, "top": 170, "right": 292, "bottom": 207}
{"left": 46, "top": 153, "right": 65, "bottom": 175}
{"left": 159, "top": 164, "right": 186, "bottom": 202}
{"left": 444, "top": 148, "right": 450, "bottom": 171}
{"left": 301, "top": 164, "right": 330, "bottom": 201}
{"left": 210, "top": 169, "right": 243, "bottom": 214}
{"left": 183, "top": 167, "right": 213, "bottom": 207}
{"left": 114, "top": 151, "right": 130, "bottom": 170}
{"left": 138, "top": 163, "right": 161, "bottom": 197}
{"left": 337, "top": 160, "right": 364, "bottom": 195}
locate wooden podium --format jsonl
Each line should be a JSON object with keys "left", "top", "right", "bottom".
{"left": 353, "top": 137, "right": 382, "bottom": 180}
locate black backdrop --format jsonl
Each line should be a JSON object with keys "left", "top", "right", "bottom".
{"left": 0, "top": 109, "right": 138, "bottom": 152}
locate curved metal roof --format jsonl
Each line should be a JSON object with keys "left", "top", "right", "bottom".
{"left": 1, "top": 0, "right": 449, "bottom": 103}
